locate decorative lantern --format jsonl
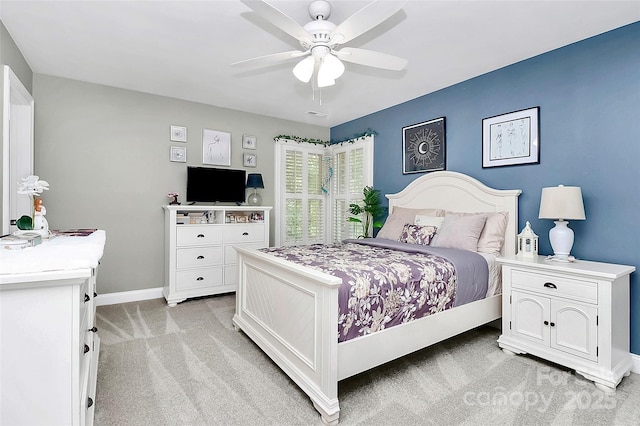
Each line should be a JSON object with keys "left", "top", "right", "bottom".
{"left": 518, "top": 221, "right": 538, "bottom": 258}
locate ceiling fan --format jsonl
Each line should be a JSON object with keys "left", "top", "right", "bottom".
{"left": 233, "top": 0, "right": 408, "bottom": 88}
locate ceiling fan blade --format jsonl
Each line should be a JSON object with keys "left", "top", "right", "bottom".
{"left": 330, "top": 0, "right": 407, "bottom": 45}
{"left": 241, "top": 0, "right": 312, "bottom": 46}
{"left": 333, "top": 47, "right": 407, "bottom": 71}
{"left": 232, "top": 50, "right": 310, "bottom": 67}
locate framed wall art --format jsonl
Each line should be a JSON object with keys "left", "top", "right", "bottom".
{"left": 170, "top": 125, "right": 187, "bottom": 142}
{"left": 170, "top": 146, "right": 186, "bottom": 162}
{"left": 243, "top": 153, "right": 257, "bottom": 168}
{"left": 242, "top": 135, "right": 257, "bottom": 150}
{"left": 482, "top": 106, "right": 539, "bottom": 168}
{"left": 202, "top": 129, "right": 231, "bottom": 166}
{"left": 402, "top": 117, "right": 446, "bottom": 174}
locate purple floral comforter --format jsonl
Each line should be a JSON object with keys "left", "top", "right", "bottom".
{"left": 261, "top": 239, "right": 488, "bottom": 343}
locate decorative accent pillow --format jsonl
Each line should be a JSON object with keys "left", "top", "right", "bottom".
{"left": 399, "top": 224, "right": 438, "bottom": 245}
{"left": 442, "top": 211, "right": 509, "bottom": 255}
{"left": 431, "top": 213, "right": 488, "bottom": 251}
{"left": 376, "top": 207, "right": 444, "bottom": 241}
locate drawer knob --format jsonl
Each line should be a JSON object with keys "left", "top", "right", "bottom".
{"left": 550, "top": 322, "right": 556, "bottom": 327}
{"left": 84, "top": 293, "right": 90, "bottom": 303}
{"left": 90, "top": 326, "right": 98, "bottom": 333}
{"left": 543, "top": 282, "right": 557, "bottom": 289}
{"left": 94, "top": 291, "right": 98, "bottom": 298}
{"left": 84, "top": 344, "right": 90, "bottom": 354}
{"left": 197, "top": 234, "right": 205, "bottom": 238}
{"left": 242, "top": 232, "right": 249, "bottom": 236}
{"left": 196, "top": 277, "right": 204, "bottom": 281}
{"left": 87, "top": 397, "right": 94, "bottom": 408}
{"left": 197, "top": 255, "right": 205, "bottom": 260}
{"left": 544, "top": 320, "right": 549, "bottom": 325}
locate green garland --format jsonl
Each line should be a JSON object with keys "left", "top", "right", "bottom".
{"left": 274, "top": 129, "right": 377, "bottom": 146}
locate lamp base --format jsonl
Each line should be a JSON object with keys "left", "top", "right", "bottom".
{"left": 549, "top": 220, "right": 574, "bottom": 261}
{"left": 247, "top": 191, "right": 262, "bottom": 206}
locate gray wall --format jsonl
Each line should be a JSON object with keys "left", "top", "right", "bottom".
{"left": 33, "top": 74, "right": 328, "bottom": 295}
{"left": 0, "top": 20, "right": 33, "bottom": 229}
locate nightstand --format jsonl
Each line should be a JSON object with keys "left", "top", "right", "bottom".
{"left": 497, "top": 255, "right": 635, "bottom": 390}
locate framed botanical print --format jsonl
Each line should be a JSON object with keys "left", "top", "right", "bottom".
{"left": 482, "top": 107, "right": 539, "bottom": 168}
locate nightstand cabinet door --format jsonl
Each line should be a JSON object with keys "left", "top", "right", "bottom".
{"left": 511, "top": 291, "right": 549, "bottom": 345}
{"left": 551, "top": 299, "right": 597, "bottom": 361}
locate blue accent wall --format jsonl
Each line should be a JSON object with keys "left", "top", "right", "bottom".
{"left": 331, "top": 22, "right": 640, "bottom": 353}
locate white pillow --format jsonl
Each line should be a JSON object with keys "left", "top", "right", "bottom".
{"left": 442, "top": 211, "right": 509, "bottom": 255}
{"left": 431, "top": 213, "right": 488, "bottom": 251}
{"left": 414, "top": 215, "right": 445, "bottom": 228}
{"left": 376, "top": 207, "right": 444, "bottom": 240}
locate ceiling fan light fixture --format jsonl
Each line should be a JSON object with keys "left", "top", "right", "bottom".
{"left": 293, "top": 55, "right": 315, "bottom": 83}
{"left": 323, "top": 53, "right": 345, "bottom": 79}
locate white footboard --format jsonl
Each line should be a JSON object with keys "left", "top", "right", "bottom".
{"left": 232, "top": 246, "right": 343, "bottom": 425}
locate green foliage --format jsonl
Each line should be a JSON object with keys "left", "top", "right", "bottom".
{"left": 273, "top": 129, "right": 378, "bottom": 147}
{"left": 348, "top": 186, "right": 384, "bottom": 238}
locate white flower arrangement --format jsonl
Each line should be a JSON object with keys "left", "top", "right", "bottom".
{"left": 18, "top": 175, "right": 49, "bottom": 196}
{"left": 16, "top": 175, "right": 50, "bottom": 231}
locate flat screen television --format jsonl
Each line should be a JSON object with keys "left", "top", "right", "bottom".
{"left": 186, "top": 166, "right": 246, "bottom": 204}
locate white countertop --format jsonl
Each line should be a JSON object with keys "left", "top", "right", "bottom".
{"left": 0, "top": 230, "right": 106, "bottom": 276}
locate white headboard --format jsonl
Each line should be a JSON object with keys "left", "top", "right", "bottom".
{"left": 385, "top": 171, "right": 522, "bottom": 256}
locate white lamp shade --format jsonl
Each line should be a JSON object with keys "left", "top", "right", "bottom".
{"left": 538, "top": 185, "right": 586, "bottom": 220}
{"left": 293, "top": 56, "right": 315, "bottom": 83}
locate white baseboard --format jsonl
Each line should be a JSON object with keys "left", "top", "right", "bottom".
{"left": 96, "top": 287, "right": 164, "bottom": 306}
{"left": 632, "top": 353, "right": 640, "bottom": 375}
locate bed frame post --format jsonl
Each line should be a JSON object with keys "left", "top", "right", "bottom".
{"left": 232, "top": 247, "right": 343, "bottom": 424}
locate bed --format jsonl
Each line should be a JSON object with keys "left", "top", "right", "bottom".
{"left": 232, "top": 171, "right": 521, "bottom": 424}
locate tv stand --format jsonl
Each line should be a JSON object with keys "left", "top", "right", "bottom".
{"left": 162, "top": 205, "right": 272, "bottom": 306}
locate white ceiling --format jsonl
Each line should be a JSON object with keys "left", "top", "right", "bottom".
{"left": 2, "top": 1, "right": 639, "bottom": 127}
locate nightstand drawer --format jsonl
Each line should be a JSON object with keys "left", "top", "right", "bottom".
{"left": 176, "top": 226, "right": 223, "bottom": 246}
{"left": 511, "top": 269, "right": 598, "bottom": 304}
{"left": 177, "top": 247, "right": 223, "bottom": 268}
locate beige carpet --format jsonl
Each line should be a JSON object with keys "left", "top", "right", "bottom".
{"left": 95, "top": 294, "right": 640, "bottom": 425}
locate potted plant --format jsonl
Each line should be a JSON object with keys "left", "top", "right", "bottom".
{"left": 348, "top": 186, "right": 384, "bottom": 238}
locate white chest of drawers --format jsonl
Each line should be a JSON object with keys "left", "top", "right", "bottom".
{"left": 163, "top": 205, "right": 271, "bottom": 306}
{"left": 0, "top": 231, "right": 105, "bottom": 426}
{"left": 497, "top": 255, "right": 635, "bottom": 390}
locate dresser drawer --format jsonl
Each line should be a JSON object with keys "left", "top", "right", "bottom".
{"left": 510, "top": 269, "right": 598, "bottom": 304}
{"left": 177, "top": 247, "right": 223, "bottom": 268}
{"left": 176, "top": 267, "right": 223, "bottom": 291}
{"left": 78, "top": 326, "right": 93, "bottom": 394}
{"left": 176, "top": 226, "right": 223, "bottom": 246}
{"left": 78, "top": 278, "right": 90, "bottom": 326}
{"left": 224, "top": 224, "right": 265, "bottom": 243}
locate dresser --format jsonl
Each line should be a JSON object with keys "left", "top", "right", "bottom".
{"left": 0, "top": 230, "right": 106, "bottom": 426}
{"left": 497, "top": 255, "right": 635, "bottom": 390}
{"left": 163, "top": 205, "right": 271, "bottom": 306}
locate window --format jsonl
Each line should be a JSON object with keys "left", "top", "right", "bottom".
{"left": 275, "top": 136, "right": 373, "bottom": 246}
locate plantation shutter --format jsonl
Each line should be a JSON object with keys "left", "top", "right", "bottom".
{"left": 275, "top": 135, "right": 373, "bottom": 246}
{"left": 331, "top": 136, "right": 373, "bottom": 242}
{"left": 276, "top": 140, "right": 328, "bottom": 246}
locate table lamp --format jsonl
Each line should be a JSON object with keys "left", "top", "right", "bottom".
{"left": 538, "top": 185, "right": 586, "bottom": 261}
{"left": 246, "top": 173, "right": 264, "bottom": 206}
